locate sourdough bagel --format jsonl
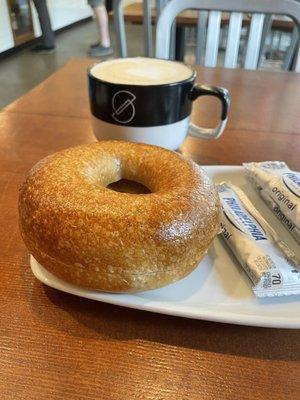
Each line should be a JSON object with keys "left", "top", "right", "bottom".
{"left": 19, "top": 141, "right": 220, "bottom": 292}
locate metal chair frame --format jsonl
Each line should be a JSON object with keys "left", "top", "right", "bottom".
{"left": 155, "top": 0, "right": 300, "bottom": 71}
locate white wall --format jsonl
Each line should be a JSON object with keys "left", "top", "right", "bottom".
{"left": 1, "top": 0, "right": 148, "bottom": 53}
{"left": 31, "top": 0, "right": 93, "bottom": 38}
{"left": 30, "top": 0, "right": 145, "bottom": 41}
{"left": 48, "top": 0, "right": 93, "bottom": 30}
{"left": 0, "top": 0, "right": 14, "bottom": 52}
{"left": 30, "top": 0, "right": 140, "bottom": 40}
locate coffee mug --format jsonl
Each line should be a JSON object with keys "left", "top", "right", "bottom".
{"left": 88, "top": 57, "right": 230, "bottom": 150}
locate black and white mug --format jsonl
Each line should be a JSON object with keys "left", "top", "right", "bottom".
{"left": 88, "top": 57, "right": 230, "bottom": 150}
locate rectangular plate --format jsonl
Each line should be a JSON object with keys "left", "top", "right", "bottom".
{"left": 30, "top": 165, "right": 300, "bottom": 329}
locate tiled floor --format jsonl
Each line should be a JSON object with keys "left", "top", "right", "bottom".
{"left": 0, "top": 19, "right": 147, "bottom": 110}
{"left": 0, "top": 18, "right": 287, "bottom": 110}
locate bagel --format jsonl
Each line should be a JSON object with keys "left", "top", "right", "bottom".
{"left": 19, "top": 141, "right": 220, "bottom": 292}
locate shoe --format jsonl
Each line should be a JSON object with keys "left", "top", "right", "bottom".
{"left": 90, "top": 42, "right": 101, "bottom": 49}
{"left": 31, "top": 44, "right": 55, "bottom": 54}
{"left": 88, "top": 44, "right": 113, "bottom": 57}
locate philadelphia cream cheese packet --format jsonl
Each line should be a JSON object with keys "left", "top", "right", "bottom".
{"left": 218, "top": 183, "right": 300, "bottom": 298}
{"left": 244, "top": 161, "right": 300, "bottom": 243}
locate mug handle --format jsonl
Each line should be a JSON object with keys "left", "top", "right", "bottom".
{"left": 188, "top": 84, "right": 230, "bottom": 140}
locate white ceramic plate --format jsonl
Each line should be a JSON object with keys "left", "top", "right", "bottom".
{"left": 30, "top": 165, "right": 300, "bottom": 329}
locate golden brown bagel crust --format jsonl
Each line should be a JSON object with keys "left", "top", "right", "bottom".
{"left": 19, "top": 141, "right": 220, "bottom": 292}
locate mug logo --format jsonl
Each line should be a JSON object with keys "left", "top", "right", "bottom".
{"left": 112, "top": 90, "right": 136, "bottom": 124}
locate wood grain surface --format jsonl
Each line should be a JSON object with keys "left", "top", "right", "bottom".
{"left": 5, "top": 58, "right": 300, "bottom": 136}
{"left": 1, "top": 59, "right": 300, "bottom": 399}
{"left": 111, "top": 4, "right": 294, "bottom": 31}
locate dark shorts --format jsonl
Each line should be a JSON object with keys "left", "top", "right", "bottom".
{"left": 88, "top": 0, "right": 104, "bottom": 7}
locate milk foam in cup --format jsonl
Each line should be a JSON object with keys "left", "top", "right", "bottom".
{"left": 88, "top": 57, "right": 230, "bottom": 150}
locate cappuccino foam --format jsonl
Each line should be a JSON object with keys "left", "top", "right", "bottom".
{"left": 90, "top": 57, "right": 193, "bottom": 85}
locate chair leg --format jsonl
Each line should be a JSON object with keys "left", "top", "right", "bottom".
{"left": 283, "top": 27, "right": 298, "bottom": 70}
{"left": 175, "top": 26, "right": 186, "bottom": 61}
{"left": 113, "top": 0, "right": 127, "bottom": 57}
{"left": 143, "top": 0, "right": 152, "bottom": 57}
{"left": 155, "top": 0, "right": 163, "bottom": 19}
{"left": 294, "top": 47, "right": 300, "bottom": 72}
{"left": 258, "top": 14, "right": 272, "bottom": 68}
{"left": 195, "top": 11, "right": 207, "bottom": 65}
{"left": 169, "top": 20, "right": 176, "bottom": 60}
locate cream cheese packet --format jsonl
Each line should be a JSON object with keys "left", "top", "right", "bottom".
{"left": 218, "top": 183, "right": 300, "bottom": 298}
{"left": 244, "top": 161, "right": 300, "bottom": 243}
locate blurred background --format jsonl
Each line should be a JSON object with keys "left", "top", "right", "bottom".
{"left": 0, "top": 0, "right": 297, "bottom": 108}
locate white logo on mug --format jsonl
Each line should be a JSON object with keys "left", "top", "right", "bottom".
{"left": 112, "top": 90, "right": 136, "bottom": 124}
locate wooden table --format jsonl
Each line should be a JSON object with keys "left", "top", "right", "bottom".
{"left": 112, "top": 3, "right": 294, "bottom": 30}
{"left": 1, "top": 58, "right": 300, "bottom": 399}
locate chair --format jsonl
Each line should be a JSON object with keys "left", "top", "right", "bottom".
{"left": 113, "top": 0, "right": 174, "bottom": 58}
{"left": 156, "top": 0, "right": 300, "bottom": 71}
{"left": 113, "top": 0, "right": 153, "bottom": 57}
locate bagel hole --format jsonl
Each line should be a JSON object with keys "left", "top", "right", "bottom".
{"left": 107, "top": 179, "right": 151, "bottom": 194}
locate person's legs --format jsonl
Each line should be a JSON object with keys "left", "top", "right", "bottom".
{"left": 32, "top": 0, "right": 55, "bottom": 49}
{"left": 88, "top": 0, "right": 113, "bottom": 56}
{"left": 93, "top": 3, "right": 111, "bottom": 47}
